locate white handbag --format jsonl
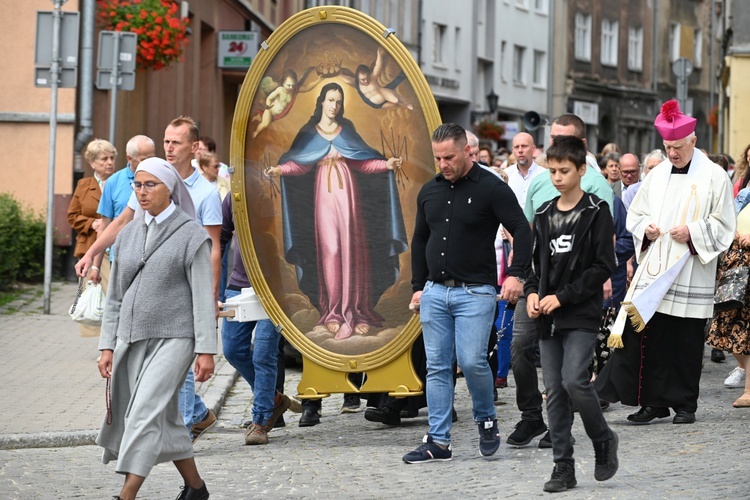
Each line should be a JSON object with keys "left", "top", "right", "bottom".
{"left": 69, "top": 279, "right": 105, "bottom": 325}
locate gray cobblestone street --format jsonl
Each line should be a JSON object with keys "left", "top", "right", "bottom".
{"left": 0, "top": 282, "right": 747, "bottom": 498}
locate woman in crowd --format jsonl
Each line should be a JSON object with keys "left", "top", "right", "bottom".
{"left": 96, "top": 158, "right": 215, "bottom": 500}
{"left": 708, "top": 192, "right": 750, "bottom": 407}
{"left": 67, "top": 139, "right": 116, "bottom": 336}
{"left": 478, "top": 146, "right": 494, "bottom": 166}
{"left": 642, "top": 149, "right": 667, "bottom": 177}
{"left": 602, "top": 152, "right": 621, "bottom": 185}
{"left": 199, "top": 151, "right": 231, "bottom": 201}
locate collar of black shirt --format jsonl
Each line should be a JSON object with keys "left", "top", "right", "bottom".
{"left": 436, "top": 162, "right": 482, "bottom": 183}
{"left": 671, "top": 159, "right": 692, "bottom": 174}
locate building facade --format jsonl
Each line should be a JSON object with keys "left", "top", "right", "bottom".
{"left": 718, "top": 0, "right": 750, "bottom": 161}
{"left": 0, "top": 0, "right": 80, "bottom": 220}
{"left": 551, "top": 0, "right": 657, "bottom": 155}
{"left": 0, "top": 0, "right": 304, "bottom": 254}
{"left": 334, "top": 0, "right": 551, "bottom": 147}
{"left": 96, "top": 0, "right": 305, "bottom": 172}
{"left": 654, "top": 0, "right": 714, "bottom": 152}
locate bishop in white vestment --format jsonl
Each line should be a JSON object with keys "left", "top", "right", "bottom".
{"left": 596, "top": 100, "right": 736, "bottom": 424}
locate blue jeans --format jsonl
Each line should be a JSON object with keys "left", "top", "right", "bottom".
{"left": 495, "top": 299, "right": 514, "bottom": 379}
{"left": 420, "top": 281, "right": 497, "bottom": 446}
{"left": 180, "top": 369, "right": 208, "bottom": 428}
{"left": 540, "top": 329, "right": 612, "bottom": 465}
{"left": 222, "top": 288, "right": 280, "bottom": 425}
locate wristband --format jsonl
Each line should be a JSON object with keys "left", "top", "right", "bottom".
{"left": 91, "top": 266, "right": 100, "bottom": 272}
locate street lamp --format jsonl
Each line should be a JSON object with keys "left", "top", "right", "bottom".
{"left": 486, "top": 89, "right": 499, "bottom": 114}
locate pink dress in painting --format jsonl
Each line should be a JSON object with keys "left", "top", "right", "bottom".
{"left": 279, "top": 135, "right": 389, "bottom": 339}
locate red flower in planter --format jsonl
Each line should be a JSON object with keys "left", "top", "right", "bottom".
{"left": 97, "top": 0, "right": 190, "bottom": 71}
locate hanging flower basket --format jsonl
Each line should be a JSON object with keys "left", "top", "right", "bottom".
{"left": 707, "top": 104, "right": 719, "bottom": 130}
{"left": 97, "top": 0, "right": 190, "bottom": 71}
{"left": 475, "top": 120, "right": 505, "bottom": 142}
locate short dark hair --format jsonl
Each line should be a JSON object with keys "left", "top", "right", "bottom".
{"left": 432, "top": 123, "right": 467, "bottom": 146}
{"left": 545, "top": 135, "right": 587, "bottom": 169}
{"left": 551, "top": 114, "right": 586, "bottom": 139}
{"left": 709, "top": 154, "right": 729, "bottom": 171}
{"left": 199, "top": 136, "right": 216, "bottom": 152}
{"left": 169, "top": 116, "right": 199, "bottom": 143}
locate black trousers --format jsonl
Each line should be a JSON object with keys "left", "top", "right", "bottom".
{"left": 595, "top": 312, "right": 705, "bottom": 413}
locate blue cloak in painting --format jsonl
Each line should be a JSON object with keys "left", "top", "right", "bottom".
{"left": 278, "top": 120, "right": 408, "bottom": 319}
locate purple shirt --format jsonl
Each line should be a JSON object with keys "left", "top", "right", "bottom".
{"left": 220, "top": 195, "right": 250, "bottom": 289}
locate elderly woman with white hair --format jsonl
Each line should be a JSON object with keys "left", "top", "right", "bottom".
{"left": 68, "top": 138, "right": 116, "bottom": 337}
{"left": 96, "top": 157, "right": 215, "bottom": 500}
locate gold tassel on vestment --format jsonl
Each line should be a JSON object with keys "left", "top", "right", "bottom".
{"left": 607, "top": 332, "right": 624, "bottom": 349}
{"left": 624, "top": 301, "right": 647, "bottom": 333}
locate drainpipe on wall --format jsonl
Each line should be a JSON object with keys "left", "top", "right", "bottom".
{"left": 546, "top": 0, "right": 554, "bottom": 120}
{"left": 417, "top": 0, "right": 423, "bottom": 68}
{"left": 74, "top": 0, "right": 94, "bottom": 157}
{"left": 651, "top": 0, "right": 659, "bottom": 150}
{"left": 709, "top": 0, "right": 716, "bottom": 153}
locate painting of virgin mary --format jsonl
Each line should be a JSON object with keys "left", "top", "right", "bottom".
{"left": 266, "top": 82, "right": 408, "bottom": 340}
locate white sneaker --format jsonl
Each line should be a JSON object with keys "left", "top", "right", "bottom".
{"left": 724, "top": 367, "right": 746, "bottom": 388}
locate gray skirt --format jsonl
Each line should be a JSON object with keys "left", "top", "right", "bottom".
{"left": 96, "top": 337, "right": 194, "bottom": 477}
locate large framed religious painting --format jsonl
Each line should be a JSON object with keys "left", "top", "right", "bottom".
{"left": 230, "top": 6, "right": 441, "bottom": 397}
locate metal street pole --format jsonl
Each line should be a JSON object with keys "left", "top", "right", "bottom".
{"left": 44, "top": 0, "right": 67, "bottom": 314}
{"left": 108, "top": 31, "right": 121, "bottom": 144}
{"left": 709, "top": 0, "right": 716, "bottom": 153}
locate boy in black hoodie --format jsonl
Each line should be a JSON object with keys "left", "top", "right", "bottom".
{"left": 525, "top": 136, "right": 618, "bottom": 493}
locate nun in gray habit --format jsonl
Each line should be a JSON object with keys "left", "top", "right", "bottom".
{"left": 96, "top": 157, "right": 216, "bottom": 500}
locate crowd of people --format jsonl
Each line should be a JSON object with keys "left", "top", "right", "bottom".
{"left": 68, "top": 98, "right": 749, "bottom": 496}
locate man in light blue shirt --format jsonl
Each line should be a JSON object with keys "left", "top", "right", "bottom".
{"left": 99, "top": 135, "right": 156, "bottom": 222}
{"left": 524, "top": 159, "right": 615, "bottom": 222}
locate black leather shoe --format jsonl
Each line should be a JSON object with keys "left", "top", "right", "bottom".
{"left": 672, "top": 410, "right": 696, "bottom": 424}
{"left": 711, "top": 348, "right": 726, "bottom": 363}
{"left": 400, "top": 408, "right": 419, "bottom": 419}
{"left": 365, "top": 406, "right": 401, "bottom": 426}
{"left": 626, "top": 406, "right": 670, "bottom": 423}
{"left": 298, "top": 408, "right": 321, "bottom": 427}
{"left": 176, "top": 481, "right": 209, "bottom": 500}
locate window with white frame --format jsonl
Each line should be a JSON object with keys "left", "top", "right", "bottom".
{"left": 575, "top": 13, "right": 592, "bottom": 62}
{"left": 669, "top": 22, "right": 681, "bottom": 62}
{"left": 433, "top": 23, "right": 446, "bottom": 64}
{"left": 513, "top": 44, "right": 526, "bottom": 84}
{"left": 534, "top": 0, "right": 548, "bottom": 14}
{"left": 601, "top": 19, "right": 619, "bottom": 66}
{"left": 694, "top": 28, "right": 703, "bottom": 68}
{"left": 515, "top": 0, "right": 529, "bottom": 10}
{"left": 533, "top": 50, "right": 546, "bottom": 86}
{"left": 628, "top": 26, "right": 643, "bottom": 71}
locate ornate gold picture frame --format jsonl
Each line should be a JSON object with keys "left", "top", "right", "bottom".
{"left": 230, "top": 6, "right": 441, "bottom": 397}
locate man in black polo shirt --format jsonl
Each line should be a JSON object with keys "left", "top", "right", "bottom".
{"left": 403, "top": 123, "right": 532, "bottom": 463}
